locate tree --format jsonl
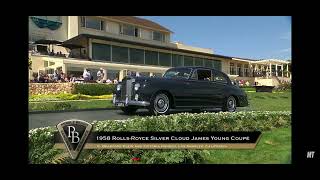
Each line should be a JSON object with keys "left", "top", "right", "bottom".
{"left": 29, "top": 57, "right": 32, "bottom": 70}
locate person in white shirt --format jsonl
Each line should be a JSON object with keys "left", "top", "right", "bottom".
{"left": 113, "top": 78, "right": 118, "bottom": 84}
{"left": 106, "top": 79, "right": 112, "bottom": 84}
{"left": 83, "top": 68, "right": 91, "bottom": 81}
{"left": 70, "top": 75, "right": 76, "bottom": 82}
{"left": 97, "top": 68, "right": 104, "bottom": 83}
{"left": 53, "top": 70, "right": 59, "bottom": 82}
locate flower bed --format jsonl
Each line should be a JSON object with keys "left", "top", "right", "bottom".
{"left": 29, "top": 83, "right": 116, "bottom": 96}
{"left": 29, "top": 111, "right": 291, "bottom": 164}
{"left": 29, "top": 93, "right": 113, "bottom": 102}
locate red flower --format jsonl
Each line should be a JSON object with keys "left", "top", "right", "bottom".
{"left": 131, "top": 157, "right": 141, "bottom": 161}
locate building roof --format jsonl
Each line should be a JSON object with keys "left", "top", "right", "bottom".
{"left": 255, "top": 59, "right": 290, "bottom": 64}
{"left": 231, "top": 57, "right": 259, "bottom": 62}
{"left": 64, "top": 34, "right": 290, "bottom": 64}
{"left": 231, "top": 57, "right": 290, "bottom": 64}
{"left": 102, "top": 16, "right": 173, "bottom": 33}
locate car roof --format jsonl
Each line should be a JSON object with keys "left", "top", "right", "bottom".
{"left": 169, "top": 66, "right": 224, "bottom": 73}
{"left": 167, "top": 66, "right": 231, "bottom": 84}
{"left": 170, "top": 66, "right": 209, "bottom": 70}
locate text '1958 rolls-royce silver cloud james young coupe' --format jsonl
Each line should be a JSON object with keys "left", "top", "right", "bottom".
{"left": 113, "top": 66, "right": 248, "bottom": 115}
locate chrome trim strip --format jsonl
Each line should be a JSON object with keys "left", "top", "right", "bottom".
{"left": 113, "top": 99, "right": 150, "bottom": 107}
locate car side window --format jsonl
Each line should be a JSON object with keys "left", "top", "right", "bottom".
{"left": 191, "top": 70, "right": 198, "bottom": 80}
{"left": 213, "top": 71, "right": 228, "bottom": 84}
{"left": 191, "top": 69, "right": 212, "bottom": 81}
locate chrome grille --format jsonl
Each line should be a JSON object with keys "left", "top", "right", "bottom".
{"left": 120, "top": 78, "right": 135, "bottom": 100}
{"left": 120, "top": 80, "right": 127, "bottom": 99}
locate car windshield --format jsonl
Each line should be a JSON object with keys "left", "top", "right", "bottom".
{"left": 163, "top": 68, "right": 192, "bottom": 79}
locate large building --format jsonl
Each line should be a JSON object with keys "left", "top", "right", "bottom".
{"left": 29, "top": 16, "right": 291, "bottom": 86}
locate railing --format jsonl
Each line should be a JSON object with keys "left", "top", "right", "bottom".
{"left": 252, "top": 71, "right": 267, "bottom": 77}
{"left": 272, "top": 75, "right": 281, "bottom": 85}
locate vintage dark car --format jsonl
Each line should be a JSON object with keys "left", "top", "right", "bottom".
{"left": 113, "top": 67, "right": 248, "bottom": 115}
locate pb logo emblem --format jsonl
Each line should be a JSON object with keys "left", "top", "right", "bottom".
{"left": 56, "top": 119, "right": 92, "bottom": 160}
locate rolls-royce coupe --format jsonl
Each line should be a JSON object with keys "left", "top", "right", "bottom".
{"left": 113, "top": 67, "right": 248, "bottom": 115}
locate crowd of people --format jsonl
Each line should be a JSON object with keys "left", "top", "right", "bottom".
{"left": 30, "top": 70, "right": 68, "bottom": 83}
{"left": 82, "top": 68, "right": 119, "bottom": 84}
{"left": 233, "top": 79, "right": 251, "bottom": 86}
{"left": 30, "top": 68, "right": 119, "bottom": 84}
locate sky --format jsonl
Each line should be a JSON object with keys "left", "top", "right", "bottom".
{"left": 140, "top": 16, "right": 291, "bottom": 60}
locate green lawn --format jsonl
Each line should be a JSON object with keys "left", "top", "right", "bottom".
{"left": 29, "top": 99, "right": 114, "bottom": 112}
{"left": 238, "top": 91, "right": 291, "bottom": 111}
{"left": 29, "top": 91, "right": 291, "bottom": 112}
{"left": 204, "top": 127, "right": 291, "bottom": 164}
{"left": 71, "top": 100, "right": 114, "bottom": 109}
{"left": 29, "top": 93, "right": 114, "bottom": 112}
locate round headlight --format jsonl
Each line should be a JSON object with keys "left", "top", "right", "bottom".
{"left": 116, "top": 84, "right": 121, "bottom": 91}
{"left": 134, "top": 83, "right": 140, "bottom": 91}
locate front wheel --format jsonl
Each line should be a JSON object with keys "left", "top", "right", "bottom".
{"left": 121, "top": 106, "right": 138, "bottom": 115}
{"left": 149, "top": 93, "right": 170, "bottom": 115}
{"left": 222, "top": 96, "right": 237, "bottom": 112}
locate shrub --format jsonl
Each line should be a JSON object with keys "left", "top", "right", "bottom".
{"left": 55, "top": 93, "right": 77, "bottom": 100}
{"left": 240, "top": 86, "right": 255, "bottom": 92}
{"left": 275, "top": 81, "right": 291, "bottom": 91}
{"left": 29, "top": 111, "right": 291, "bottom": 164}
{"left": 72, "top": 83, "right": 116, "bottom": 96}
{"left": 29, "top": 127, "right": 62, "bottom": 164}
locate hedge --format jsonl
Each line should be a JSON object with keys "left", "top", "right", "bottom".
{"left": 72, "top": 83, "right": 116, "bottom": 96}
{"left": 240, "top": 86, "right": 256, "bottom": 92}
{"left": 29, "top": 111, "right": 291, "bottom": 164}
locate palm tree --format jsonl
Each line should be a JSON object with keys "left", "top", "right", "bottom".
{"left": 29, "top": 57, "right": 32, "bottom": 70}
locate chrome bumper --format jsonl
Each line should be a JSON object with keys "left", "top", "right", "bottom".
{"left": 113, "top": 94, "right": 150, "bottom": 107}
